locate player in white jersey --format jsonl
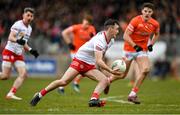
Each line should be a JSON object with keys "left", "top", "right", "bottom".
{"left": 0, "top": 8, "right": 39, "bottom": 100}
{"left": 30, "top": 19, "right": 121, "bottom": 107}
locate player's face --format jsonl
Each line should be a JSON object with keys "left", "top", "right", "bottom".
{"left": 23, "top": 11, "right": 34, "bottom": 25}
{"left": 141, "top": 7, "right": 153, "bottom": 21}
{"left": 110, "top": 24, "right": 119, "bottom": 38}
{"left": 82, "top": 19, "right": 90, "bottom": 29}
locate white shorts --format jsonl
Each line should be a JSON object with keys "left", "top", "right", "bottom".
{"left": 123, "top": 51, "right": 148, "bottom": 61}
{"left": 2, "top": 60, "right": 26, "bottom": 68}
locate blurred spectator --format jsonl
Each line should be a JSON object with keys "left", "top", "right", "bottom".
{"left": 152, "top": 59, "right": 171, "bottom": 80}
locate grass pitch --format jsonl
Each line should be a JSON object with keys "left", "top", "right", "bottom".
{"left": 0, "top": 77, "right": 180, "bottom": 114}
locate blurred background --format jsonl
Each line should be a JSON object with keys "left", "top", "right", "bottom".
{"left": 0, "top": 0, "right": 179, "bottom": 80}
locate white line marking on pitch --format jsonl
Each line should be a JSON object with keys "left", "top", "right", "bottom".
{"left": 101, "top": 96, "right": 133, "bottom": 104}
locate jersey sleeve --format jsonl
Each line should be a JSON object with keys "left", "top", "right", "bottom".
{"left": 10, "top": 22, "right": 20, "bottom": 34}
{"left": 154, "top": 22, "right": 160, "bottom": 34}
{"left": 70, "top": 25, "right": 79, "bottom": 33}
{"left": 127, "top": 17, "right": 138, "bottom": 32}
{"left": 94, "top": 34, "right": 106, "bottom": 52}
{"left": 91, "top": 26, "right": 96, "bottom": 35}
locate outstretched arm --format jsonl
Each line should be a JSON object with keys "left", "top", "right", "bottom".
{"left": 62, "top": 27, "right": 75, "bottom": 50}
{"left": 24, "top": 43, "right": 39, "bottom": 58}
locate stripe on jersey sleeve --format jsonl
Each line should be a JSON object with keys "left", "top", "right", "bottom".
{"left": 11, "top": 27, "right": 19, "bottom": 33}
{"left": 127, "top": 24, "right": 134, "bottom": 32}
{"left": 95, "top": 45, "right": 103, "bottom": 51}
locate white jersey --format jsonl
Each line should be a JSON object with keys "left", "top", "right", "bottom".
{"left": 75, "top": 31, "right": 114, "bottom": 65}
{"left": 5, "top": 20, "right": 32, "bottom": 55}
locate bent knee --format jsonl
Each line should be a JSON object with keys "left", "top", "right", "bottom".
{"left": 100, "top": 77, "right": 109, "bottom": 84}
{"left": 0, "top": 74, "right": 10, "bottom": 80}
{"left": 142, "top": 67, "right": 150, "bottom": 74}
{"left": 19, "top": 72, "right": 28, "bottom": 79}
{"left": 1, "top": 77, "right": 9, "bottom": 80}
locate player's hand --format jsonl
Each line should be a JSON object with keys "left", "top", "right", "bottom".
{"left": 16, "top": 37, "right": 26, "bottom": 45}
{"left": 134, "top": 45, "right": 143, "bottom": 52}
{"left": 30, "top": 49, "right": 39, "bottom": 58}
{"left": 148, "top": 44, "right": 153, "bottom": 52}
{"left": 68, "top": 43, "right": 75, "bottom": 50}
{"left": 110, "top": 68, "right": 123, "bottom": 76}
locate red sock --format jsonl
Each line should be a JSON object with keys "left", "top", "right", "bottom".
{"left": 11, "top": 87, "right": 17, "bottom": 94}
{"left": 40, "top": 89, "right": 48, "bottom": 96}
{"left": 132, "top": 87, "right": 139, "bottom": 93}
{"left": 91, "top": 92, "right": 99, "bottom": 100}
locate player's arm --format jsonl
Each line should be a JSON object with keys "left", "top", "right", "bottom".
{"left": 123, "top": 29, "right": 142, "bottom": 52}
{"left": 151, "top": 29, "right": 160, "bottom": 45}
{"left": 8, "top": 31, "right": 17, "bottom": 42}
{"left": 8, "top": 31, "right": 25, "bottom": 45}
{"left": 148, "top": 25, "right": 160, "bottom": 52}
{"left": 123, "top": 29, "right": 136, "bottom": 47}
{"left": 62, "top": 27, "right": 75, "bottom": 50}
{"left": 95, "top": 51, "right": 111, "bottom": 72}
{"left": 95, "top": 51, "right": 122, "bottom": 75}
{"left": 24, "top": 43, "right": 39, "bottom": 58}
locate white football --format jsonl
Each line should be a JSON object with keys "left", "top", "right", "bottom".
{"left": 112, "top": 59, "right": 126, "bottom": 72}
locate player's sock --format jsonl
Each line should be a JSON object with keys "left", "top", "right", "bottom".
{"left": 73, "top": 76, "right": 82, "bottom": 84}
{"left": 39, "top": 89, "right": 48, "bottom": 98}
{"left": 129, "top": 87, "right": 139, "bottom": 97}
{"left": 10, "top": 87, "right": 17, "bottom": 94}
{"left": 90, "top": 92, "right": 99, "bottom": 100}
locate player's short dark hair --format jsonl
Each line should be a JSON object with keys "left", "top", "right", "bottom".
{"left": 24, "top": 7, "right": 35, "bottom": 14}
{"left": 141, "top": 2, "right": 155, "bottom": 10}
{"left": 83, "top": 14, "right": 93, "bottom": 24}
{"left": 104, "top": 19, "right": 119, "bottom": 29}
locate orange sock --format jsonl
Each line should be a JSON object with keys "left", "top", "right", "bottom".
{"left": 73, "top": 76, "right": 82, "bottom": 84}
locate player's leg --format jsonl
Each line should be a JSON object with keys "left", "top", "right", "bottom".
{"left": 128, "top": 61, "right": 140, "bottom": 87}
{"left": 72, "top": 74, "right": 82, "bottom": 92}
{"left": 30, "top": 67, "right": 79, "bottom": 106}
{"left": 0, "top": 61, "right": 12, "bottom": 80}
{"left": 102, "top": 59, "right": 132, "bottom": 95}
{"left": 6, "top": 61, "right": 27, "bottom": 100}
{"left": 57, "top": 53, "right": 75, "bottom": 94}
{"left": 71, "top": 53, "right": 82, "bottom": 93}
{"left": 84, "top": 69, "right": 109, "bottom": 107}
{"left": 128, "top": 56, "right": 151, "bottom": 104}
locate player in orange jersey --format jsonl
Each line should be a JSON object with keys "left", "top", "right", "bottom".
{"left": 104, "top": 3, "right": 160, "bottom": 104}
{"left": 123, "top": 2, "right": 160, "bottom": 104}
{"left": 57, "top": 14, "right": 96, "bottom": 94}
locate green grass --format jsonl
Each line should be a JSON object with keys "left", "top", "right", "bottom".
{"left": 0, "top": 77, "right": 180, "bottom": 114}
